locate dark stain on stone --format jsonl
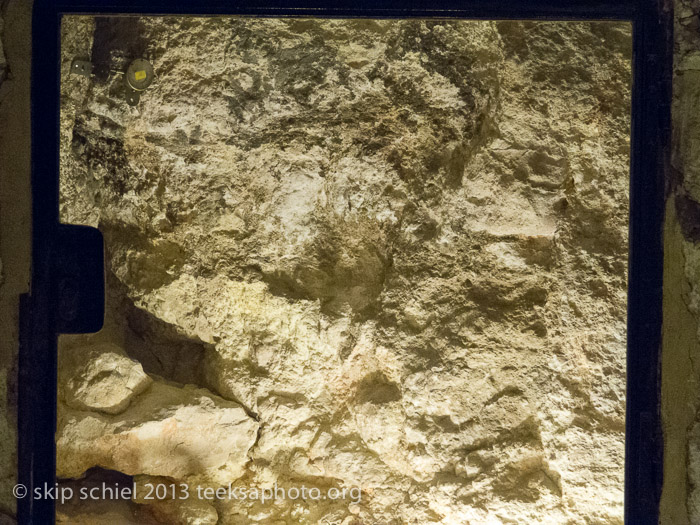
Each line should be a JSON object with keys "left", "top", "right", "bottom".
{"left": 354, "top": 371, "right": 402, "bottom": 405}
{"left": 675, "top": 192, "right": 700, "bottom": 243}
{"left": 91, "top": 16, "right": 149, "bottom": 82}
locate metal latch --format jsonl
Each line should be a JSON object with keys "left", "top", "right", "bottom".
{"left": 70, "top": 58, "right": 93, "bottom": 77}
{"left": 70, "top": 55, "right": 155, "bottom": 107}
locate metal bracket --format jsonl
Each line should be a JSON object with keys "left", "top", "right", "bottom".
{"left": 71, "top": 55, "right": 154, "bottom": 106}
{"left": 70, "top": 58, "right": 93, "bottom": 78}
{"left": 124, "top": 86, "right": 141, "bottom": 106}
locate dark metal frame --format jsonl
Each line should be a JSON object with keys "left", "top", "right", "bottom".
{"left": 22, "top": 0, "right": 671, "bottom": 523}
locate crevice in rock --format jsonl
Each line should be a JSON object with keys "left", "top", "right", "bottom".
{"left": 105, "top": 264, "right": 210, "bottom": 389}
{"left": 57, "top": 465, "right": 134, "bottom": 485}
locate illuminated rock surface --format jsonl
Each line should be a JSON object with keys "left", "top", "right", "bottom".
{"left": 59, "top": 342, "right": 152, "bottom": 415}
{"left": 57, "top": 379, "right": 259, "bottom": 485}
{"left": 59, "top": 16, "right": 631, "bottom": 524}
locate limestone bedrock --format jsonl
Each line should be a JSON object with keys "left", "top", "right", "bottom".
{"left": 661, "top": 1, "right": 700, "bottom": 524}
{"left": 59, "top": 16, "right": 631, "bottom": 524}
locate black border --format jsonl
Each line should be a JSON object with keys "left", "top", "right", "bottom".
{"left": 22, "top": 1, "right": 671, "bottom": 523}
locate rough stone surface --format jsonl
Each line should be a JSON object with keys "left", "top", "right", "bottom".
{"left": 0, "top": 0, "right": 32, "bottom": 520}
{"left": 56, "top": 469, "right": 161, "bottom": 524}
{"left": 661, "top": 1, "right": 700, "bottom": 523}
{"left": 57, "top": 380, "right": 259, "bottom": 485}
{"left": 0, "top": 372, "right": 15, "bottom": 520}
{"left": 59, "top": 342, "right": 152, "bottom": 415}
{"left": 59, "top": 16, "right": 631, "bottom": 524}
{"left": 132, "top": 475, "right": 219, "bottom": 525}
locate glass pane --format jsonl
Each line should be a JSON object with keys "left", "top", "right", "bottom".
{"left": 59, "top": 15, "right": 631, "bottom": 524}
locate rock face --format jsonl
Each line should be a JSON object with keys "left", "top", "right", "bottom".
{"left": 663, "top": 1, "right": 700, "bottom": 523}
{"left": 59, "top": 16, "right": 631, "bottom": 524}
{"left": 57, "top": 376, "right": 259, "bottom": 486}
{"left": 59, "top": 342, "right": 152, "bottom": 414}
{"left": 0, "top": 0, "right": 32, "bottom": 519}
